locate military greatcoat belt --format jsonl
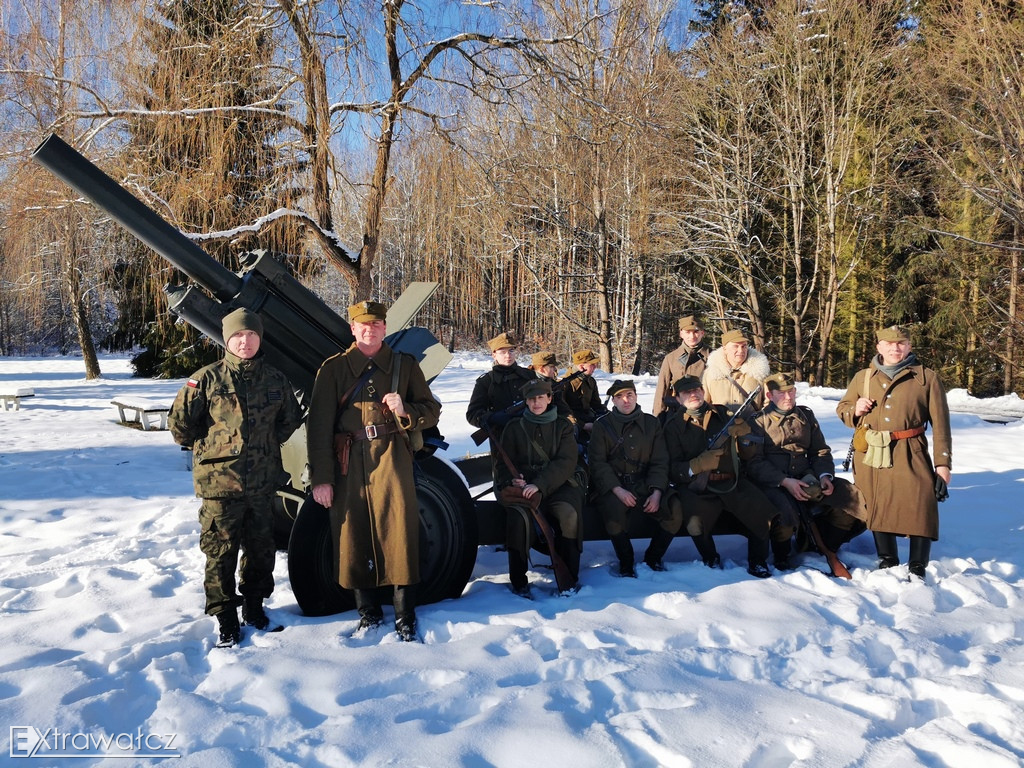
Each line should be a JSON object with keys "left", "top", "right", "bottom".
{"left": 348, "top": 422, "right": 402, "bottom": 442}
{"left": 890, "top": 425, "right": 926, "bottom": 440}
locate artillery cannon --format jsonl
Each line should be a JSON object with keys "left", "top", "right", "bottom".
{"left": 33, "top": 134, "right": 731, "bottom": 617}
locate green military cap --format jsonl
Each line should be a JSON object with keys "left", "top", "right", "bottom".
{"left": 348, "top": 300, "right": 388, "bottom": 323}
{"left": 672, "top": 375, "right": 703, "bottom": 394}
{"left": 876, "top": 324, "right": 910, "bottom": 343}
{"left": 488, "top": 332, "right": 518, "bottom": 351}
{"left": 222, "top": 308, "right": 263, "bottom": 344}
{"left": 606, "top": 379, "right": 636, "bottom": 397}
{"left": 531, "top": 351, "right": 558, "bottom": 369}
{"left": 721, "top": 328, "right": 749, "bottom": 346}
{"left": 521, "top": 379, "right": 553, "bottom": 398}
{"left": 764, "top": 372, "right": 796, "bottom": 392}
{"left": 678, "top": 315, "right": 703, "bottom": 332}
{"left": 572, "top": 348, "right": 600, "bottom": 366}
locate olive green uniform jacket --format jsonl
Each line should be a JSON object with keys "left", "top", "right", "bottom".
{"left": 169, "top": 352, "right": 303, "bottom": 499}
{"left": 589, "top": 409, "right": 669, "bottom": 498}
{"left": 307, "top": 343, "right": 441, "bottom": 589}
{"left": 652, "top": 342, "right": 709, "bottom": 417}
{"left": 466, "top": 363, "right": 536, "bottom": 436}
{"left": 561, "top": 372, "right": 607, "bottom": 427}
{"left": 836, "top": 358, "right": 951, "bottom": 539}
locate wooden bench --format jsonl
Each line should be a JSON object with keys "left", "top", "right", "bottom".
{"left": 0, "top": 388, "right": 35, "bottom": 411}
{"left": 111, "top": 398, "right": 171, "bottom": 431}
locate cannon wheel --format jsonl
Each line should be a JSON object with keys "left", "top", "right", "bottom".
{"left": 286, "top": 455, "right": 479, "bottom": 617}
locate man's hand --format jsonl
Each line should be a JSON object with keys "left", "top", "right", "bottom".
{"left": 312, "top": 483, "right": 333, "bottom": 508}
{"left": 613, "top": 486, "right": 637, "bottom": 508}
{"left": 727, "top": 418, "right": 751, "bottom": 438}
{"left": 690, "top": 448, "right": 724, "bottom": 475}
{"left": 382, "top": 392, "right": 407, "bottom": 418}
{"left": 642, "top": 489, "right": 662, "bottom": 515}
{"left": 780, "top": 476, "right": 810, "bottom": 501}
{"left": 854, "top": 397, "right": 876, "bottom": 417}
{"left": 522, "top": 483, "right": 540, "bottom": 499}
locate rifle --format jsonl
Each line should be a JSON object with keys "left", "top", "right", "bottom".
{"left": 470, "top": 369, "right": 587, "bottom": 445}
{"left": 795, "top": 503, "right": 852, "bottom": 580}
{"left": 488, "top": 425, "right": 575, "bottom": 593}
{"left": 689, "top": 386, "right": 762, "bottom": 493}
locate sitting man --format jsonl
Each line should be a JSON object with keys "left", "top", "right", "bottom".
{"left": 495, "top": 379, "right": 584, "bottom": 597}
{"left": 662, "top": 375, "right": 776, "bottom": 578}
{"left": 589, "top": 379, "right": 682, "bottom": 576}
{"left": 746, "top": 373, "right": 867, "bottom": 573}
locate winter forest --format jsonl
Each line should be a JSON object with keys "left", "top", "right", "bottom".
{"left": 1, "top": 0, "right": 1023, "bottom": 397}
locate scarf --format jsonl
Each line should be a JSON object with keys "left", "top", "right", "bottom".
{"left": 523, "top": 406, "right": 558, "bottom": 425}
{"left": 874, "top": 351, "right": 919, "bottom": 380}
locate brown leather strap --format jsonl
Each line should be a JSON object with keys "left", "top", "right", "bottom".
{"left": 891, "top": 425, "right": 926, "bottom": 440}
{"left": 346, "top": 422, "right": 403, "bottom": 443}
{"left": 708, "top": 472, "right": 735, "bottom": 482}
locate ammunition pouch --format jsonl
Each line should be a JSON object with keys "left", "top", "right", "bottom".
{"left": 499, "top": 485, "right": 543, "bottom": 512}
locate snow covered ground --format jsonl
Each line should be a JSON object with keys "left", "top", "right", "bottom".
{"left": 1, "top": 353, "right": 1023, "bottom": 767}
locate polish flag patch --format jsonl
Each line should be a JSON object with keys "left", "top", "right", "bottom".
{"left": 187, "top": 379, "right": 199, "bottom": 388}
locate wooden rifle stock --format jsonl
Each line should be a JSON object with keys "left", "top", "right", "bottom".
{"left": 797, "top": 504, "right": 852, "bottom": 579}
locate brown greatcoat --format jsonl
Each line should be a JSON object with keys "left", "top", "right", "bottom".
{"left": 652, "top": 342, "right": 710, "bottom": 417}
{"left": 307, "top": 343, "right": 441, "bottom": 589}
{"left": 836, "top": 358, "right": 951, "bottom": 540}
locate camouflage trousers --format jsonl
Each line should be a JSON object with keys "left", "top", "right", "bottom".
{"left": 199, "top": 495, "right": 276, "bottom": 616}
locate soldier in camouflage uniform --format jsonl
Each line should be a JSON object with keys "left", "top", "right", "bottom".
{"left": 169, "top": 308, "right": 303, "bottom": 648}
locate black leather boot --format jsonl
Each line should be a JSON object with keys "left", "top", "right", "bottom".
{"left": 692, "top": 534, "right": 722, "bottom": 569}
{"left": 354, "top": 589, "right": 384, "bottom": 630}
{"left": 393, "top": 585, "right": 418, "bottom": 642}
{"left": 557, "top": 536, "right": 581, "bottom": 592}
{"left": 611, "top": 533, "right": 636, "bottom": 577}
{"left": 908, "top": 537, "right": 931, "bottom": 581}
{"left": 873, "top": 532, "right": 900, "bottom": 569}
{"left": 772, "top": 537, "right": 795, "bottom": 571}
{"left": 746, "top": 536, "right": 771, "bottom": 578}
{"left": 215, "top": 608, "right": 241, "bottom": 648}
{"left": 643, "top": 528, "right": 673, "bottom": 572}
{"left": 242, "top": 597, "right": 270, "bottom": 630}
{"left": 508, "top": 547, "right": 532, "bottom": 598}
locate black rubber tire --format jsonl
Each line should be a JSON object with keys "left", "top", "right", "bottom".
{"left": 287, "top": 455, "right": 479, "bottom": 617}
{"left": 273, "top": 487, "right": 305, "bottom": 551}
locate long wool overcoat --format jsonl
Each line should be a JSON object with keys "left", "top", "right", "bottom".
{"left": 836, "top": 359, "right": 951, "bottom": 539}
{"left": 701, "top": 346, "right": 771, "bottom": 413}
{"left": 307, "top": 343, "right": 440, "bottom": 589}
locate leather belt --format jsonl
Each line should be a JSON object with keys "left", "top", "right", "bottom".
{"left": 708, "top": 472, "right": 735, "bottom": 482}
{"left": 891, "top": 425, "right": 926, "bottom": 440}
{"left": 349, "top": 422, "right": 402, "bottom": 442}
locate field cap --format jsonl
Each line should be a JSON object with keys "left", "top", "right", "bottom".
{"left": 222, "top": 308, "right": 263, "bottom": 344}
{"left": 721, "top": 328, "right": 748, "bottom": 346}
{"left": 606, "top": 379, "right": 636, "bottom": 397}
{"left": 764, "top": 372, "right": 796, "bottom": 392}
{"left": 678, "top": 315, "right": 703, "bottom": 332}
{"left": 531, "top": 351, "right": 558, "bottom": 369}
{"left": 521, "top": 379, "right": 553, "bottom": 398}
{"left": 488, "top": 332, "right": 518, "bottom": 352}
{"left": 348, "top": 300, "right": 388, "bottom": 323}
{"left": 572, "top": 349, "right": 600, "bottom": 366}
{"left": 876, "top": 325, "right": 910, "bottom": 343}
{"left": 672, "top": 375, "right": 703, "bottom": 394}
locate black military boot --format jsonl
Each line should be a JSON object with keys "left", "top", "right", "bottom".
{"left": 557, "top": 536, "right": 581, "bottom": 593}
{"left": 611, "top": 533, "right": 636, "bottom": 578}
{"left": 354, "top": 589, "right": 384, "bottom": 630}
{"left": 643, "top": 528, "right": 674, "bottom": 572}
{"left": 873, "top": 532, "right": 900, "bottom": 569}
{"left": 772, "top": 537, "right": 796, "bottom": 571}
{"left": 215, "top": 608, "right": 241, "bottom": 648}
{"left": 908, "top": 537, "right": 931, "bottom": 581}
{"left": 692, "top": 534, "right": 722, "bottom": 569}
{"left": 242, "top": 597, "right": 270, "bottom": 630}
{"left": 508, "top": 547, "right": 532, "bottom": 599}
{"left": 393, "top": 585, "right": 418, "bottom": 642}
{"left": 746, "top": 536, "right": 771, "bottom": 578}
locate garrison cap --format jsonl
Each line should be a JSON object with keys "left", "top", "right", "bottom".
{"left": 222, "top": 308, "right": 263, "bottom": 344}
{"left": 721, "top": 328, "right": 749, "bottom": 346}
{"left": 764, "top": 372, "right": 797, "bottom": 392}
{"left": 672, "top": 375, "right": 703, "bottom": 394}
{"left": 521, "top": 379, "right": 553, "bottom": 399}
{"left": 606, "top": 379, "right": 636, "bottom": 398}
{"left": 876, "top": 325, "right": 910, "bottom": 343}
{"left": 488, "top": 332, "right": 518, "bottom": 352}
{"left": 678, "top": 315, "right": 704, "bottom": 332}
{"left": 531, "top": 351, "right": 559, "bottom": 369}
{"left": 348, "top": 300, "right": 388, "bottom": 323}
{"left": 572, "top": 348, "right": 600, "bottom": 366}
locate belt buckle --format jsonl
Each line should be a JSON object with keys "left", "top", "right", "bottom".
{"left": 364, "top": 424, "right": 378, "bottom": 440}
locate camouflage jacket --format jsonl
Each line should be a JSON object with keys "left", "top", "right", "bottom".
{"left": 169, "top": 352, "right": 303, "bottom": 499}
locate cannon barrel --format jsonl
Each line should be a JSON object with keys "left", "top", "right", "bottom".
{"left": 31, "top": 134, "right": 242, "bottom": 302}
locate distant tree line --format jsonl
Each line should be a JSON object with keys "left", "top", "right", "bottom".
{"left": 1, "top": 0, "right": 1021, "bottom": 396}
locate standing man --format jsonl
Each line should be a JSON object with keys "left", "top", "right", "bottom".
{"left": 307, "top": 301, "right": 441, "bottom": 641}
{"left": 496, "top": 379, "right": 584, "bottom": 597}
{"left": 702, "top": 328, "right": 771, "bottom": 413}
{"left": 836, "top": 325, "right": 951, "bottom": 580}
{"left": 589, "top": 379, "right": 682, "bottom": 576}
{"left": 653, "top": 315, "right": 711, "bottom": 419}
{"left": 747, "top": 373, "right": 867, "bottom": 572}
{"left": 662, "top": 376, "right": 776, "bottom": 577}
{"left": 169, "top": 308, "right": 303, "bottom": 648}
{"left": 561, "top": 348, "right": 608, "bottom": 445}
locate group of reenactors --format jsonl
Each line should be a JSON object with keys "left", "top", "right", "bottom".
{"left": 470, "top": 315, "right": 952, "bottom": 600}
{"left": 168, "top": 303, "right": 951, "bottom": 647}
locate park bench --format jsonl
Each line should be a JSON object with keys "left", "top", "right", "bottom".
{"left": 0, "top": 387, "right": 35, "bottom": 411}
{"left": 111, "top": 397, "right": 171, "bottom": 431}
